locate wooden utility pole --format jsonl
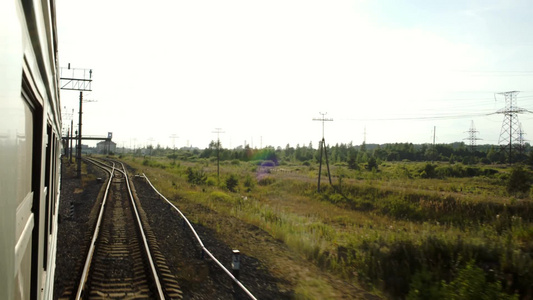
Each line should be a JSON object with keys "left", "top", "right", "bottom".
{"left": 312, "top": 112, "right": 333, "bottom": 192}
{"left": 212, "top": 128, "right": 225, "bottom": 185}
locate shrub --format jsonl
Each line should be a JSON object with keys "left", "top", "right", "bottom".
{"left": 257, "top": 176, "right": 275, "bottom": 186}
{"left": 225, "top": 174, "right": 239, "bottom": 192}
{"left": 407, "top": 261, "right": 518, "bottom": 300}
{"left": 420, "top": 163, "right": 437, "bottom": 178}
{"left": 186, "top": 167, "right": 207, "bottom": 185}
{"left": 141, "top": 158, "right": 166, "bottom": 169}
{"left": 506, "top": 164, "right": 531, "bottom": 195}
{"left": 380, "top": 197, "right": 422, "bottom": 220}
{"left": 434, "top": 165, "right": 498, "bottom": 178}
{"left": 243, "top": 174, "right": 255, "bottom": 192}
{"left": 210, "top": 191, "right": 234, "bottom": 203}
{"left": 440, "top": 261, "right": 518, "bottom": 300}
{"left": 327, "top": 193, "right": 345, "bottom": 204}
{"left": 407, "top": 268, "right": 443, "bottom": 300}
{"left": 206, "top": 177, "right": 217, "bottom": 186}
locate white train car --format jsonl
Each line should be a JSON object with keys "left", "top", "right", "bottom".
{"left": 1, "top": 0, "right": 62, "bottom": 299}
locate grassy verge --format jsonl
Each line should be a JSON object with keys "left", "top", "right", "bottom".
{"left": 117, "top": 155, "right": 532, "bottom": 299}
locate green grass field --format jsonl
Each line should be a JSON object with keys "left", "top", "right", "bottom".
{"left": 115, "top": 154, "right": 532, "bottom": 299}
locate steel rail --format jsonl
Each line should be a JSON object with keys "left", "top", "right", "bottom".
{"left": 116, "top": 163, "right": 165, "bottom": 300}
{"left": 142, "top": 173, "right": 258, "bottom": 300}
{"left": 84, "top": 157, "right": 113, "bottom": 171}
{"left": 78, "top": 158, "right": 165, "bottom": 299}
{"left": 75, "top": 160, "right": 114, "bottom": 300}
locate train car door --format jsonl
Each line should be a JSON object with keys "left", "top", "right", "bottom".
{"left": 15, "top": 80, "right": 42, "bottom": 300}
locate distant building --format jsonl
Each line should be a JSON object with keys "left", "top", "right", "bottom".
{"left": 96, "top": 140, "right": 116, "bottom": 154}
{"left": 80, "top": 144, "right": 94, "bottom": 154}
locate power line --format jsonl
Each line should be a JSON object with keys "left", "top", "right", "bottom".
{"left": 342, "top": 112, "right": 496, "bottom": 122}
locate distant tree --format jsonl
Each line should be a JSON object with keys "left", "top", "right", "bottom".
{"left": 387, "top": 151, "right": 400, "bottom": 161}
{"left": 284, "top": 144, "right": 295, "bottom": 161}
{"left": 528, "top": 151, "right": 533, "bottom": 166}
{"left": 449, "top": 154, "right": 456, "bottom": 164}
{"left": 373, "top": 147, "right": 388, "bottom": 161}
{"left": 360, "top": 141, "right": 367, "bottom": 153}
{"left": 366, "top": 157, "right": 378, "bottom": 171}
{"left": 361, "top": 152, "right": 370, "bottom": 163}
{"left": 348, "top": 156, "right": 359, "bottom": 170}
{"left": 331, "top": 147, "right": 340, "bottom": 163}
{"left": 487, "top": 146, "right": 504, "bottom": 164}
{"left": 425, "top": 147, "right": 438, "bottom": 162}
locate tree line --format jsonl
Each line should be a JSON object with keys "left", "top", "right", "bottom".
{"left": 139, "top": 141, "right": 532, "bottom": 165}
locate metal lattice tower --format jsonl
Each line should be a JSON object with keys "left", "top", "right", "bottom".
{"left": 496, "top": 91, "right": 526, "bottom": 164}
{"left": 60, "top": 66, "right": 93, "bottom": 91}
{"left": 518, "top": 122, "right": 528, "bottom": 155}
{"left": 464, "top": 120, "right": 482, "bottom": 152}
{"left": 60, "top": 64, "right": 93, "bottom": 177}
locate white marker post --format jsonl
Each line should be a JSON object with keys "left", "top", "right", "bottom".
{"left": 231, "top": 249, "right": 241, "bottom": 292}
{"left": 232, "top": 249, "right": 240, "bottom": 279}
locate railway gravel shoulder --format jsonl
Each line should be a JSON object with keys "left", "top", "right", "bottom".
{"left": 132, "top": 175, "right": 291, "bottom": 299}
{"left": 54, "top": 160, "right": 108, "bottom": 299}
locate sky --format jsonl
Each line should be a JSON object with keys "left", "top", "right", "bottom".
{"left": 56, "top": 0, "right": 533, "bottom": 149}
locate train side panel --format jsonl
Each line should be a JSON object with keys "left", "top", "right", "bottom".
{"left": 1, "top": 0, "right": 61, "bottom": 299}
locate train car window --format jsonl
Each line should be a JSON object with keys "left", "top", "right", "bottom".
{"left": 52, "top": 138, "right": 60, "bottom": 229}
{"left": 49, "top": 132, "right": 57, "bottom": 235}
{"left": 43, "top": 124, "right": 52, "bottom": 270}
{"left": 16, "top": 98, "right": 34, "bottom": 207}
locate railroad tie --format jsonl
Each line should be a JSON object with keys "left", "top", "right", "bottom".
{"left": 68, "top": 201, "right": 74, "bottom": 219}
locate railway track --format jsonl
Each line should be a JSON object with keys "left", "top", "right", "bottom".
{"left": 76, "top": 159, "right": 182, "bottom": 299}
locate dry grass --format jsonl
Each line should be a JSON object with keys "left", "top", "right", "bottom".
{"left": 116, "top": 155, "right": 531, "bottom": 299}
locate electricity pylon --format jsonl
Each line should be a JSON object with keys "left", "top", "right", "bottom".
{"left": 496, "top": 91, "right": 527, "bottom": 164}
{"left": 312, "top": 112, "right": 333, "bottom": 192}
{"left": 464, "top": 120, "right": 482, "bottom": 152}
{"left": 169, "top": 134, "right": 179, "bottom": 159}
{"left": 518, "top": 122, "right": 528, "bottom": 157}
